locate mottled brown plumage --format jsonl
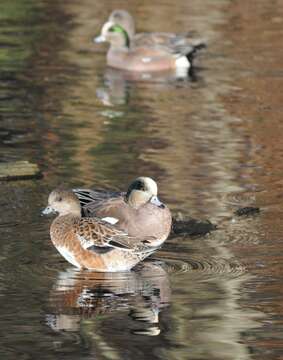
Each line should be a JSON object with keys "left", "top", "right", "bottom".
{"left": 43, "top": 189, "right": 159, "bottom": 272}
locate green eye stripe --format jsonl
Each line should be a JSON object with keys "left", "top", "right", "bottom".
{"left": 109, "top": 25, "right": 130, "bottom": 47}
{"left": 109, "top": 25, "right": 125, "bottom": 33}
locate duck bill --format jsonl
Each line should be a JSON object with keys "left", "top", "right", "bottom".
{"left": 94, "top": 35, "right": 106, "bottom": 43}
{"left": 150, "top": 196, "right": 165, "bottom": 208}
{"left": 41, "top": 206, "right": 57, "bottom": 216}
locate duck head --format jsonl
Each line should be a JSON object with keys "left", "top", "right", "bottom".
{"left": 95, "top": 22, "right": 130, "bottom": 49}
{"left": 42, "top": 189, "right": 81, "bottom": 217}
{"left": 125, "top": 177, "right": 164, "bottom": 209}
{"left": 108, "top": 10, "right": 135, "bottom": 39}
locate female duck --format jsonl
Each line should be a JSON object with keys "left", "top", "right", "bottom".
{"left": 43, "top": 184, "right": 171, "bottom": 271}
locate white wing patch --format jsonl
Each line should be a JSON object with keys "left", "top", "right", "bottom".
{"left": 102, "top": 217, "right": 119, "bottom": 225}
{"left": 142, "top": 57, "right": 152, "bottom": 63}
{"left": 56, "top": 246, "right": 81, "bottom": 268}
{"left": 77, "top": 234, "right": 94, "bottom": 250}
{"left": 175, "top": 55, "right": 190, "bottom": 69}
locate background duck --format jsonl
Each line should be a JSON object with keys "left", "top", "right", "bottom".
{"left": 107, "top": 9, "right": 205, "bottom": 53}
{"left": 94, "top": 14, "right": 205, "bottom": 72}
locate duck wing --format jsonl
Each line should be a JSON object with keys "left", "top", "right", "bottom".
{"left": 77, "top": 192, "right": 127, "bottom": 221}
{"left": 74, "top": 217, "right": 157, "bottom": 253}
{"left": 73, "top": 188, "right": 123, "bottom": 206}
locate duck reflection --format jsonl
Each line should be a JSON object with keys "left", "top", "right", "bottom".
{"left": 46, "top": 260, "right": 170, "bottom": 336}
{"left": 96, "top": 67, "right": 198, "bottom": 106}
{"left": 96, "top": 68, "right": 130, "bottom": 106}
{"left": 44, "top": 245, "right": 263, "bottom": 359}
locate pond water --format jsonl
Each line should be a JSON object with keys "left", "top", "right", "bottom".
{"left": 1, "top": 0, "right": 283, "bottom": 359}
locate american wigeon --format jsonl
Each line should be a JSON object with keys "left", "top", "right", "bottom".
{"left": 94, "top": 11, "right": 205, "bottom": 72}
{"left": 108, "top": 9, "right": 204, "bottom": 51}
{"left": 74, "top": 177, "right": 172, "bottom": 247}
{"left": 42, "top": 189, "right": 165, "bottom": 272}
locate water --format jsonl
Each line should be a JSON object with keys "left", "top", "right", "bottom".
{"left": 0, "top": 0, "right": 283, "bottom": 359}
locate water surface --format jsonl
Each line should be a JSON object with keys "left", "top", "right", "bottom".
{"left": 0, "top": 0, "right": 283, "bottom": 359}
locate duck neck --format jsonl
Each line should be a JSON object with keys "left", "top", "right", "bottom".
{"left": 126, "top": 190, "right": 151, "bottom": 209}
{"left": 111, "top": 25, "right": 130, "bottom": 49}
{"left": 58, "top": 206, "right": 81, "bottom": 218}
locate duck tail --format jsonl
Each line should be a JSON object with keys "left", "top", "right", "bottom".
{"left": 186, "top": 42, "right": 206, "bottom": 64}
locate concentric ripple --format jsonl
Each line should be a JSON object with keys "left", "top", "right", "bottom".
{"left": 155, "top": 254, "right": 245, "bottom": 276}
{"left": 221, "top": 190, "right": 259, "bottom": 207}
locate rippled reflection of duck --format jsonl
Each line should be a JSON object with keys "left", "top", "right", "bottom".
{"left": 45, "top": 262, "right": 170, "bottom": 336}
{"left": 96, "top": 67, "right": 196, "bottom": 107}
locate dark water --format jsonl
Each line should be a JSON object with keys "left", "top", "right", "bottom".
{"left": 1, "top": 0, "right": 283, "bottom": 359}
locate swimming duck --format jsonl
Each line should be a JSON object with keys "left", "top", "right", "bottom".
{"left": 74, "top": 177, "right": 172, "bottom": 247}
{"left": 42, "top": 188, "right": 168, "bottom": 272}
{"left": 107, "top": 9, "right": 204, "bottom": 51}
{"left": 94, "top": 12, "right": 205, "bottom": 72}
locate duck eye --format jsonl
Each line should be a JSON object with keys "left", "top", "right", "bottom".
{"left": 57, "top": 197, "right": 62, "bottom": 202}
{"left": 109, "top": 25, "right": 125, "bottom": 33}
{"left": 134, "top": 180, "right": 144, "bottom": 191}
{"left": 109, "top": 25, "right": 120, "bottom": 33}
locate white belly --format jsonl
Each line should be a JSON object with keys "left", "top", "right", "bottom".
{"left": 56, "top": 245, "right": 81, "bottom": 269}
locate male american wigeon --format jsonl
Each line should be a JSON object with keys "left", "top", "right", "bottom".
{"left": 108, "top": 9, "right": 204, "bottom": 51}
{"left": 94, "top": 10, "right": 205, "bottom": 72}
{"left": 43, "top": 186, "right": 171, "bottom": 272}
{"left": 74, "top": 177, "right": 172, "bottom": 247}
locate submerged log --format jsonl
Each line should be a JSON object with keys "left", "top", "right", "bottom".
{"left": 0, "top": 161, "right": 42, "bottom": 181}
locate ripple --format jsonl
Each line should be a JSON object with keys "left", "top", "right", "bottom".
{"left": 158, "top": 258, "right": 190, "bottom": 274}
{"left": 187, "top": 256, "right": 245, "bottom": 275}
{"left": 224, "top": 221, "right": 262, "bottom": 245}
{"left": 221, "top": 190, "right": 259, "bottom": 206}
{"left": 156, "top": 254, "right": 245, "bottom": 276}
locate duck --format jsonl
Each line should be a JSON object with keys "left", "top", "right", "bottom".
{"left": 107, "top": 9, "right": 204, "bottom": 52}
{"left": 94, "top": 11, "right": 205, "bottom": 72}
{"left": 42, "top": 186, "right": 171, "bottom": 272}
{"left": 74, "top": 177, "right": 172, "bottom": 247}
